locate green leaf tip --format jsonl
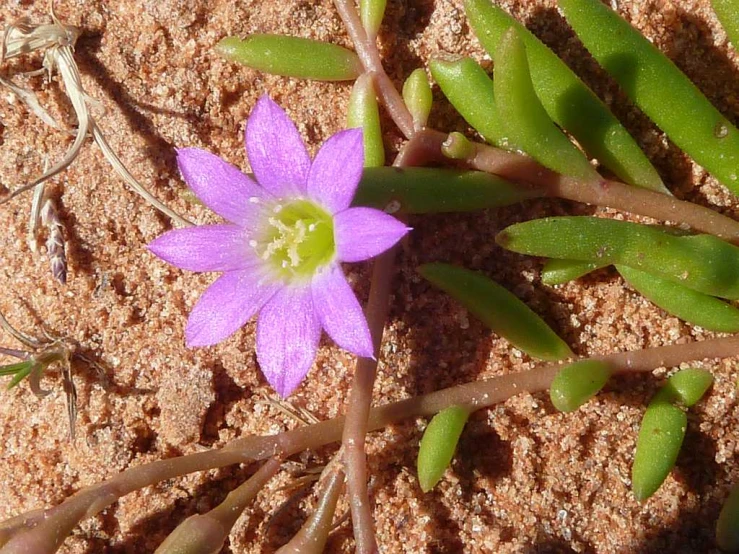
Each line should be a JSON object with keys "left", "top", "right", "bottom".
{"left": 3, "top": 361, "right": 34, "bottom": 389}
{"left": 631, "top": 399, "right": 687, "bottom": 501}
{"left": 549, "top": 360, "right": 612, "bottom": 412}
{"left": 361, "top": 0, "right": 388, "bottom": 37}
{"left": 216, "top": 34, "right": 362, "bottom": 82}
{"left": 541, "top": 259, "right": 607, "bottom": 285}
{"left": 493, "top": 27, "right": 599, "bottom": 182}
{"left": 419, "top": 262, "right": 572, "bottom": 361}
{"left": 429, "top": 56, "right": 506, "bottom": 147}
{"left": 347, "top": 74, "right": 385, "bottom": 167}
{"left": 560, "top": 0, "right": 739, "bottom": 194}
{"left": 630, "top": 367, "right": 708, "bottom": 502}
{"left": 402, "top": 69, "right": 433, "bottom": 129}
{"left": 441, "top": 132, "right": 476, "bottom": 160}
{"left": 662, "top": 368, "right": 713, "bottom": 408}
{"left": 464, "top": 0, "right": 667, "bottom": 193}
{"left": 417, "top": 406, "right": 470, "bottom": 492}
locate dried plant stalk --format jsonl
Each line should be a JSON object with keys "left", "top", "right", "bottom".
{"left": 0, "top": 17, "right": 191, "bottom": 227}
{"left": 39, "top": 191, "right": 67, "bottom": 284}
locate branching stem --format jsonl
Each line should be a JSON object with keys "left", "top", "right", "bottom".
{"left": 333, "top": 0, "right": 414, "bottom": 140}
{"left": 413, "top": 129, "right": 739, "bottom": 243}
{"left": 5, "top": 334, "right": 739, "bottom": 551}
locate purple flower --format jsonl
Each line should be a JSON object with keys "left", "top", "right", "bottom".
{"left": 149, "top": 96, "right": 409, "bottom": 397}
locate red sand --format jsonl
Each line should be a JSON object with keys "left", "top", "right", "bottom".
{"left": 0, "top": 0, "right": 738, "bottom": 552}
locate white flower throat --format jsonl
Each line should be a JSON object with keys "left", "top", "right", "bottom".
{"left": 251, "top": 198, "right": 335, "bottom": 281}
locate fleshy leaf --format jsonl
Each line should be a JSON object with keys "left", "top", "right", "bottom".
{"left": 353, "top": 167, "right": 541, "bottom": 214}
{"left": 419, "top": 263, "right": 572, "bottom": 361}
{"left": 360, "top": 0, "right": 387, "bottom": 37}
{"left": 430, "top": 57, "right": 507, "bottom": 147}
{"left": 560, "top": 0, "right": 739, "bottom": 194}
{"left": 497, "top": 217, "right": 739, "bottom": 299}
{"left": 662, "top": 368, "right": 713, "bottom": 408}
{"left": 631, "top": 399, "right": 686, "bottom": 501}
{"left": 493, "top": 27, "right": 599, "bottom": 182}
{"left": 549, "top": 360, "right": 612, "bottom": 412}
{"left": 541, "top": 259, "right": 607, "bottom": 285}
{"left": 347, "top": 74, "right": 385, "bottom": 168}
{"left": 402, "top": 69, "right": 433, "bottom": 129}
{"left": 465, "top": 0, "right": 668, "bottom": 193}
{"left": 417, "top": 406, "right": 470, "bottom": 492}
{"left": 216, "top": 35, "right": 362, "bottom": 81}
{"left": 618, "top": 265, "right": 739, "bottom": 333}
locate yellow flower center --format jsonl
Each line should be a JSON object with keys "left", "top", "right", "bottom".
{"left": 252, "top": 199, "right": 335, "bottom": 281}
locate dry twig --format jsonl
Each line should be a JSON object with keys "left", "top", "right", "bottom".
{"left": 0, "top": 13, "right": 191, "bottom": 227}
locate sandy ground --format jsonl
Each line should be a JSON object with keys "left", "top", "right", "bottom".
{"left": 1, "top": 0, "right": 738, "bottom": 552}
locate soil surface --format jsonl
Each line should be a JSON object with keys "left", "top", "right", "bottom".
{"left": 1, "top": 0, "right": 738, "bottom": 552}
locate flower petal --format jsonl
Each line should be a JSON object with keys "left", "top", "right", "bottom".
{"left": 312, "top": 265, "right": 374, "bottom": 358}
{"left": 257, "top": 285, "right": 321, "bottom": 397}
{"left": 177, "top": 147, "right": 268, "bottom": 226}
{"left": 185, "top": 268, "right": 279, "bottom": 347}
{"left": 334, "top": 207, "right": 411, "bottom": 263}
{"left": 245, "top": 96, "right": 311, "bottom": 197}
{"left": 148, "top": 224, "right": 255, "bottom": 272}
{"left": 307, "top": 128, "right": 364, "bottom": 213}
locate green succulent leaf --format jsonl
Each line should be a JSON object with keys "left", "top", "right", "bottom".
{"left": 541, "top": 259, "right": 607, "bottom": 285}
{"left": 631, "top": 398, "right": 686, "bottom": 501}
{"left": 618, "top": 265, "right": 739, "bottom": 333}
{"left": 549, "top": 360, "right": 612, "bottom": 412}
{"left": 464, "top": 0, "right": 668, "bottom": 193}
{"left": 662, "top": 368, "right": 713, "bottom": 408}
{"left": 560, "top": 0, "right": 739, "bottom": 194}
{"left": 361, "top": 0, "right": 388, "bottom": 37}
{"left": 493, "top": 27, "right": 599, "bottom": 182}
{"left": 402, "top": 69, "right": 433, "bottom": 129}
{"left": 417, "top": 406, "right": 470, "bottom": 492}
{"left": 712, "top": 0, "right": 739, "bottom": 50}
{"left": 354, "top": 167, "right": 541, "bottom": 214}
{"left": 429, "top": 57, "right": 507, "bottom": 147}
{"left": 347, "top": 74, "right": 385, "bottom": 167}
{"left": 497, "top": 217, "right": 739, "bottom": 299}
{"left": 419, "top": 263, "right": 572, "bottom": 361}
{"left": 216, "top": 35, "right": 362, "bottom": 81}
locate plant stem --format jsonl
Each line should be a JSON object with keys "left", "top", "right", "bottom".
{"left": 6, "top": 334, "right": 739, "bottom": 551}
{"left": 333, "top": 0, "right": 414, "bottom": 140}
{"left": 341, "top": 248, "right": 396, "bottom": 554}
{"left": 276, "top": 469, "right": 345, "bottom": 554}
{"left": 414, "top": 129, "right": 739, "bottom": 243}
